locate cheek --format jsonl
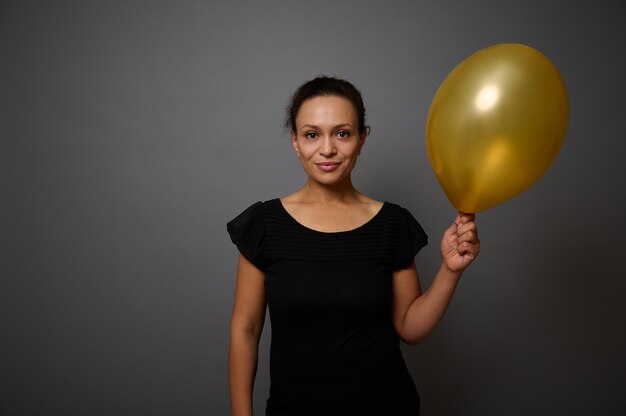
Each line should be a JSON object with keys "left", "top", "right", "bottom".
{"left": 297, "top": 142, "right": 315, "bottom": 156}
{"left": 341, "top": 142, "right": 360, "bottom": 156}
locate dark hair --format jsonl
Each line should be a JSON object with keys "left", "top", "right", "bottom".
{"left": 285, "top": 76, "right": 369, "bottom": 135}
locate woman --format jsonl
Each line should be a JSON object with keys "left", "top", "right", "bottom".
{"left": 227, "top": 76, "right": 480, "bottom": 415}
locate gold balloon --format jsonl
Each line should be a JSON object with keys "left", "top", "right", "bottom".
{"left": 426, "top": 43, "right": 569, "bottom": 213}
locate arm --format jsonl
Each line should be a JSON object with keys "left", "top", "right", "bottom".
{"left": 229, "top": 255, "right": 267, "bottom": 416}
{"left": 392, "top": 213, "right": 480, "bottom": 345}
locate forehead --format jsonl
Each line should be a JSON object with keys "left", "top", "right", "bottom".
{"left": 296, "top": 95, "right": 358, "bottom": 125}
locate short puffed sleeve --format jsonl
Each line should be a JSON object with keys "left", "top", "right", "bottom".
{"left": 226, "top": 201, "right": 266, "bottom": 271}
{"left": 393, "top": 207, "right": 428, "bottom": 270}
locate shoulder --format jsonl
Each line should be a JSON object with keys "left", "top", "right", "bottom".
{"left": 227, "top": 200, "right": 280, "bottom": 271}
{"left": 384, "top": 201, "right": 427, "bottom": 238}
{"left": 380, "top": 200, "right": 410, "bottom": 217}
{"left": 380, "top": 202, "right": 427, "bottom": 237}
{"left": 227, "top": 199, "right": 281, "bottom": 231}
{"left": 231, "top": 198, "right": 280, "bottom": 215}
{"left": 357, "top": 194, "right": 385, "bottom": 217}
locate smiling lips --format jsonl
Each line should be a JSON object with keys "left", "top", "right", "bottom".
{"left": 315, "top": 161, "right": 341, "bottom": 172}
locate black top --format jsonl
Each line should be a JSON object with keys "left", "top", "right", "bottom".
{"left": 227, "top": 198, "right": 428, "bottom": 416}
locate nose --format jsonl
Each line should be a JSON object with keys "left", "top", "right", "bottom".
{"left": 319, "top": 136, "right": 337, "bottom": 157}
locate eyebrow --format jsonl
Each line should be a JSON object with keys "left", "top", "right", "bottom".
{"left": 300, "top": 123, "right": 354, "bottom": 130}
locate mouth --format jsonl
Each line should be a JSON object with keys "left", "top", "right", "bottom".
{"left": 315, "top": 161, "right": 342, "bottom": 172}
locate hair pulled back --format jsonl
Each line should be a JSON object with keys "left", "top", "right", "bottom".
{"left": 285, "top": 76, "right": 369, "bottom": 135}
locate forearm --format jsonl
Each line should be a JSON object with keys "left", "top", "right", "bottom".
{"left": 400, "top": 263, "right": 462, "bottom": 345}
{"left": 228, "top": 330, "right": 261, "bottom": 416}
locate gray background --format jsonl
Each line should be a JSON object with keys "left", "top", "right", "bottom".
{"left": 2, "top": 1, "right": 625, "bottom": 415}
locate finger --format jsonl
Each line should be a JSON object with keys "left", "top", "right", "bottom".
{"left": 457, "top": 241, "right": 478, "bottom": 258}
{"left": 456, "top": 241, "right": 469, "bottom": 256}
{"left": 460, "top": 240, "right": 480, "bottom": 257}
{"left": 456, "top": 220, "right": 477, "bottom": 237}
{"left": 454, "top": 212, "right": 462, "bottom": 227}
{"left": 445, "top": 219, "right": 459, "bottom": 237}
{"left": 459, "top": 212, "right": 476, "bottom": 225}
{"left": 456, "top": 230, "right": 478, "bottom": 245}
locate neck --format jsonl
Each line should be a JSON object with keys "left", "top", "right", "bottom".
{"left": 298, "top": 177, "right": 360, "bottom": 204}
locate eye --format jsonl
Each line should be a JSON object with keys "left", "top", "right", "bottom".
{"left": 304, "top": 132, "right": 318, "bottom": 140}
{"left": 336, "top": 130, "right": 351, "bottom": 139}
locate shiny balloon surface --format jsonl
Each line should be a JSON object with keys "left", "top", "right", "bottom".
{"left": 426, "top": 43, "right": 569, "bottom": 213}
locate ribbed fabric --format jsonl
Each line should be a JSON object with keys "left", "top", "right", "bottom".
{"left": 227, "top": 198, "right": 427, "bottom": 269}
{"left": 227, "top": 199, "right": 428, "bottom": 416}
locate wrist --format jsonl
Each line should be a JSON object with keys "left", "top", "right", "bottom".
{"left": 440, "top": 262, "right": 463, "bottom": 282}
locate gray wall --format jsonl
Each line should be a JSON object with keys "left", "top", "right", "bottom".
{"left": 3, "top": 1, "right": 625, "bottom": 415}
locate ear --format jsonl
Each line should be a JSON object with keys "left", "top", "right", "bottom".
{"left": 358, "top": 129, "right": 367, "bottom": 153}
{"left": 290, "top": 129, "right": 300, "bottom": 156}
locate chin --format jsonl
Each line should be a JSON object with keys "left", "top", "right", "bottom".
{"left": 303, "top": 163, "right": 355, "bottom": 187}
{"left": 311, "top": 174, "right": 350, "bottom": 187}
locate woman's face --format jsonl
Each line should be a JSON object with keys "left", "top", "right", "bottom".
{"left": 291, "top": 95, "right": 365, "bottom": 187}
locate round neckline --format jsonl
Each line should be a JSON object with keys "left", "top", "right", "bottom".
{"left": 275, "top": 198, "right": 387, "bottom": 235}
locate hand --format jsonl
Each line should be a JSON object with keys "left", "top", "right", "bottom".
{"left": 441, "top": 212, "right": 480, "bottom": 274}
